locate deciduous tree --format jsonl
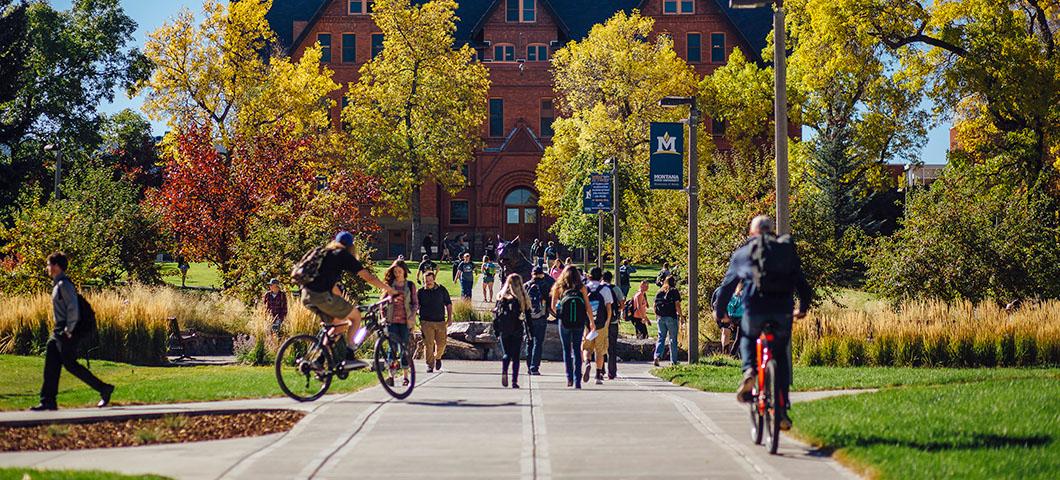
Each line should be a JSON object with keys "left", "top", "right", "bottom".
{"left": 343, "top": 0, "right": 489, "bottom": 259}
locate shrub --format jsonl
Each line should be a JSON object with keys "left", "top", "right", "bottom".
{"left": 452, "top": 299, "right": 485, "bottom": 323}
{"left": 836, "top": 337, "right": 865, "bottom": 367}
{"left": 868, "top": 335, "right": 895, "bottom": 366}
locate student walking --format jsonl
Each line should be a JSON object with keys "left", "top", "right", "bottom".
{"left": 493, "top": 274, "right": 530, "bottom": 388}
{"left": 383, "top": 260, "right": 419, "bottom": 386}
{"left": 263, "top": 278, "right": 288, "bottom": 335}
{"left": 549, "top": 259, "right": 564, "bottom": 280}
{"left": 544, "top": 241, "right": 557, "bottom": 265}
{"left": 416, "top": 254, "right": 437, "bottom": 285}
{"left": 533, "top": 239, "right": 546, "bottom": 268}
{"left": 602, "top": 271, "right": 623, "bottom": 379}
{"left": 582, "top": 267, "right": 613, "bottom": 385}
{"left": 618, "top": 259, "right": 637, "bottom": 297}
{"left": 656, "top": 263, "right": 672, "bottom": 287}
{"left": 551, "top": 266, "right": 594, "bottom": 388}
{"left": 32, "top": 252, "right": 115, "bottom": 411}
{"left": 455, "top": 253, "right": 476, "bottom": 300}
{"left": 524, "top": 266, "right": 555, "bottom": 375}
{"left": 417, "top": 271, "right": 453, "bottom": 373}
{"left": 653, "top": 275, "right": 682, "bottom": 366}
{"left": 481, "top": 255, "right": 498, "bottom": 303}
{"left": 422, "top": 233, "right": 435, "bottom": 260}
{"left": 715, "top": 215, "right": 812, "bottom": 431}
{"left": 630, "top": 280, "right": 651, "bottom": 339}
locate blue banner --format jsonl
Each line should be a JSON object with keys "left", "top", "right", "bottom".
{"left": 649, "top": 122, "right": 684, "bottom": 189}
{"left": 582, "top": 174, "right": 612, "bottom": 214}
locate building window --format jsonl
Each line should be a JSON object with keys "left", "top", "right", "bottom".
{"left": 663, "top": 0, "right": 693, "bottom": 14}
{"left": 493, "top": 44, "right": 514, "bottom": 62}
{"left": 527, "top": 44, "right": 548, "bottom": 62}
{"left": 450, "top": 200, "right": 470, "bottom": 225}
{"left": 540, "top": 99, "right": 554, "bottom": 137}
{"left": 687, "top": 33, "right": 701, "bottom": 63}
{"left": 712, "top": 118, "right": 727, "bottom": 136}
{"left": 489, "top": 98, "right": 504, "bottom": 137}
{"left": 507, "top": 0, "right": 535, "bottom": 23}
{"left": 342, "top": 34, "right": 356, "bottom": 63}
{"left": 318, "top": 34, "right": 332, "bottom": 63}
{"left": 348, "top": 0, "right": 365, "bottom": 14}
{"left": 371, "top": 33, "right": 384, "bottom": 58}
{"left": 504, "top": 188, "right": 539, "bottom": 225}
{"left": 711, "top": 33, "right": 726, "bottom": 63}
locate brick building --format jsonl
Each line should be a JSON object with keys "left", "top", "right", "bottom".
{"left": 267, "top": 0, "right": 771, "bottom": 258}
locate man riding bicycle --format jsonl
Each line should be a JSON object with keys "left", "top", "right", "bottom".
{"left": 299, "top": 231, "right": 400, "bottom": 370}
{"left": 714, "top": 215, "right": 811, "bottom": 431}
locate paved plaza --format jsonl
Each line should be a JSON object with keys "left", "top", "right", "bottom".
{"left": 0, "top": 361, "right": 859, "bottom": 480}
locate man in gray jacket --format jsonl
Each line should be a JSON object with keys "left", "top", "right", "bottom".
{"left": 31, "top": 252, "right": 114, "bottom": 411}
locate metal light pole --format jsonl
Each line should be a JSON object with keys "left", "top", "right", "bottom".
{"left": 44, "top": 144, "right": 60, "bottom": 199}
{"left": 610, "top": 158, "right": 621, "bottom": 277}
{"left": 660, "top": 96, "right": 700, "bottom": 364}
{"left": 732, "top": 0, "right": 789, "bottom": 235}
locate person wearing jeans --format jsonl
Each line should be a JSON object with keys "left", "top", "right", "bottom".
{"left": 653, "top": 275, "right": 682, "bottom": 366}
{"left": 558, "top": 324, "right": 584, "bottom": 387}
{"left": 524, "top": 266, "right": 555, "bottom": 375}
{"left": 455, "top": 253, "right": 476, "bottom": 300}
{"left": 551, "top": 265, "right": 594, "bottom": 389}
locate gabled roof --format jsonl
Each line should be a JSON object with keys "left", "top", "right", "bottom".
{"left": 268, "top": 0, "right": 772, "bottom": 59}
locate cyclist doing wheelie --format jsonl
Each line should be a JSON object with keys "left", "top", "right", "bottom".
{"left": 293, "top": 231, "right": 401, "bottom": 370}
{"left": 714, "top": 215, "right": 811, "bottom": 431}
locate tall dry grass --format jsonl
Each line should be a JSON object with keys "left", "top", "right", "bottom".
{"left": 0, "top": 286, "right": 260, "bottom": 365}
{"left": 793, "top": 300, "right": 1060, "bottom": 367}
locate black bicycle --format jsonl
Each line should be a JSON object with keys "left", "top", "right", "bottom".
{"left": 275, "top": 299, "right": 417, "bottom": 401}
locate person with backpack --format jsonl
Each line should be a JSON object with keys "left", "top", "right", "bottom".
{"left": 416, "top": 254, "right": 437, "bottom": 285}
{"left": 629, "top": 280, "right": 651, "bottom": 339}
{"left": 655, "top": 263, "right": 672, "bottom": 288}
{"left": 493, "top": 273, "right": 531, "bottom": 388}
{"left": 581, "top": 267, "right": 614, "bottom": 385}
{"left": 544, "top": 241, "right": 557, "bottom": 265}
{"left": 533, "top": 239, "right": 547, "bottom": 268}
{"left": 295, "top": 232, "right": 401, "bottom": 371}
{"left": 455, "top": 253, "right": 476, "bottom": 300}
{"left": 383, "top": 260, "right": 418, "bottom": 385}
{"left": 32, "top": 252, "right": 115, "bottom": 411}
{"left": 715, "top": 215, "right": 812, "bottom": 432}
{"left": 551, "top": 266, "right": 595, "bottom": 388}
{"left": 523, "top": 266, "right": 555, "bottom": 375}
{"left": 481, "top": 255, "right": 498, "bottom": 303}
{"left": 712, "top": 283, "right": 745, "bottom": 354}
{"left": 618, "top": 259, "right": 637, "bottom": 297}
{"left": 602, "top": 271, "right": 624, "bottom": 380}
{"left": 653, "top": 275, "right": 682, "bottom": 367}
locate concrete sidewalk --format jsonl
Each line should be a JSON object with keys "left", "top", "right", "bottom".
{"left": 0, "top": 361, "right": 859, "bottom": 480}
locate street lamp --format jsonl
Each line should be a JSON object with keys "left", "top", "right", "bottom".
{"left": 43, "top": 144, "right": 61, "bottom": 199}
{"left": 603, "top": 157, "right": 620, "bottom": 277}
{"left": 731, "top": 0, "right": 790, "bottom": 235}
{"left": 659, "top": 95, "right": 700, "bottom": 364}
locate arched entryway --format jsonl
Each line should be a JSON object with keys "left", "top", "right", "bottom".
{"left": 503, "top": 188, "right": 540, "bottom": 242}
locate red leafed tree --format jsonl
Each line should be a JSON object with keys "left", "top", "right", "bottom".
{"left": 151, "top": 123, "right": 380, "bottom": 283}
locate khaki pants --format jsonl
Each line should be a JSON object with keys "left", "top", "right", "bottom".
{"left": 421, "top": 321, "right": 448, "bottom": 365}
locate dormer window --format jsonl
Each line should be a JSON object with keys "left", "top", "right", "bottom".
{"left": 348, "top": 0, "right": 365, "bottom": 14}
{"left": 493, "top": 44, "right": 515, "bottom": 62}
{"left": 527, "top": 44, "right": 548, "bottom": 62}
{"left": 507, "top": 0, "right": 536, "bottom": 23}
{"left": 663, "top": 0, "right": 694, "bottom": 14}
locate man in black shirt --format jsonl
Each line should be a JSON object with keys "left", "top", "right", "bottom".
{"left": 416, "top": 254, "right": 438, "bottom": 285}
{"left": 422, "top": 233, "right": 435, "bottom": 260}
{"left": 302, "top": 232, "right": 400, "bottom": 370}
{"left": 417, "top": 272, "right": 453, "bottom": 372}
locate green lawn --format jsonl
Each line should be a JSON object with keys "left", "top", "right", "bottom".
{"left": 655, "top": 361, "right": 1060, "bottom": 392}
{"left": 158, "top": 261, "right": 222, "bottom": 289}
{"left": 655, "top": 362, "right": 1060, "bottom": 479}
{"left": 793, "top": 378, "right": 1060, "bottom": 479}
{"left": 0, "top": 355, "right": 374, "bottom": 411}
{"left": 0, "top": 469, "right": 170, "bottom": 480}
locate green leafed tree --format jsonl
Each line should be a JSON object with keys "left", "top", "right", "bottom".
{"left": 343, "top": 0, "right": 490, "bottom": 259}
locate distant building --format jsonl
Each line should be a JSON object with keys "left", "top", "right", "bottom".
{"left": 267, "top": 0, "right": 772, "bottom": 258}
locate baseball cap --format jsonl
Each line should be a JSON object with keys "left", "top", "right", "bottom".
{"left": 335, "top": 231, "right": 354, "bottom": 247}
{"left": 268, "top": 278, "right": 280, "bottom": 285}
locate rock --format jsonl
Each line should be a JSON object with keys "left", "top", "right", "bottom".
{"left": 614, "top": 336, "right": 658, "bottom": 362}
{"left": 447, "top": 322, "right": 492, "bottom": 342}
{"left": 441, "top": 339, "right": 485, "bottom": 360}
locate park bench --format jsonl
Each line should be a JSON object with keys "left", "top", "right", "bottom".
{"left": 167, "top": 317, "right": 197, "bottom": 362}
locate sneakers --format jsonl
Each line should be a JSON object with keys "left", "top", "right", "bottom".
{"left": 653, "top": 358, "right": 660, "bottom": 367}
{"left": 427, "top": 365, "right": 435, "bottom": 373}
{"left": 778, "top": 410, "right": 792, "bottom": 431}
{"left": 567, "top": 380, "right": 573, "bottom": 388}
{"left": 595, "top": 371, "right": 604, "bottom": 385}
{"left": 737, "top": 369, "right": 756, "bottom": 403}
{"left": 29, "top": 402, "right": 57, "bottom": 412}
{"left": 582, "top": 364, "right": 592, "bottom": 383}
{"left": 512, "top": 382, "right": 520, "bottom": 389}
{"left": 501, "top": 372, "right": 509, "bottom": 387}
{"left": 98, "top": 384, "right": 115, "bottom": 408}
{"left": 435, "top": 359, "right": 442, "bottom": 371}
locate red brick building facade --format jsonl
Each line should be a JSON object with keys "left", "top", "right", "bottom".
{"left": 267, "top": 0, "right": 771, "bottom": 258}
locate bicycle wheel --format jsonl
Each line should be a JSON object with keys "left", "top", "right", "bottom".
{"left": 374, "top": 334, "right": 416, "bottom": 399}
{"left": 749, "top": 384, "right": 764, "bottom": 445}
{"left": 764, "top": 359, "right": 781, "bottom": 454}
{"left": 275, "top": 334, "right": 333, "bottom": 402}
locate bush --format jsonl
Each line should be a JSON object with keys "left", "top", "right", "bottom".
{"left": 452, "top": 299, "right": 486, "bottom": 323}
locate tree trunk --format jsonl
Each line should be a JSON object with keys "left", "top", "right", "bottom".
{"left": 410, "top": 185, "right": 422, "bottom": 261}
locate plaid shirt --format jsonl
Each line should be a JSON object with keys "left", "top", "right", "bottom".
{"left": 263, "top": 291, "right": 288, "bottom": 321}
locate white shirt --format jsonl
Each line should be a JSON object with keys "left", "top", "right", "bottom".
{"left": 586, "top": 280, "right": 614, "bottom": 307}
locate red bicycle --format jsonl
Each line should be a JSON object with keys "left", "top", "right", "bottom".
{"left": 748, "top": 322, "right": 783, "bottom": 454}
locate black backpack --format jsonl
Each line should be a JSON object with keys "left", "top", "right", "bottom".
{"left": 655, "top": 289, "right": 677, "bottom": 317}
{"left": 291, "top": 246, "right": 328, "bottom": 286}
{"left": 623, "top": 298, "right": 636, "bottom": 320}
{"left": 750, "top": 234, "right": 799, "bottom": 296}
{"left": 525, "top": 281, "right": 546, "bottom": 319}
{"left": 73, "top": 293, "right": 96, "bottom": 338}
{"left": 587, "top": 285, "right": 608, "bottom": 329}
{"left": 557, "top": 289, "right": 588, "bottom": 329}
{"left": 492, "top": 298, "right": 523, "bottom": 335}
{"left": 607, "top": 285, "right": 621, "bottom": 323}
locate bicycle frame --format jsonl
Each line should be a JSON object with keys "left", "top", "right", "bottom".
{"left": 755, "top": 329, "right": 783, "bottom": 412}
